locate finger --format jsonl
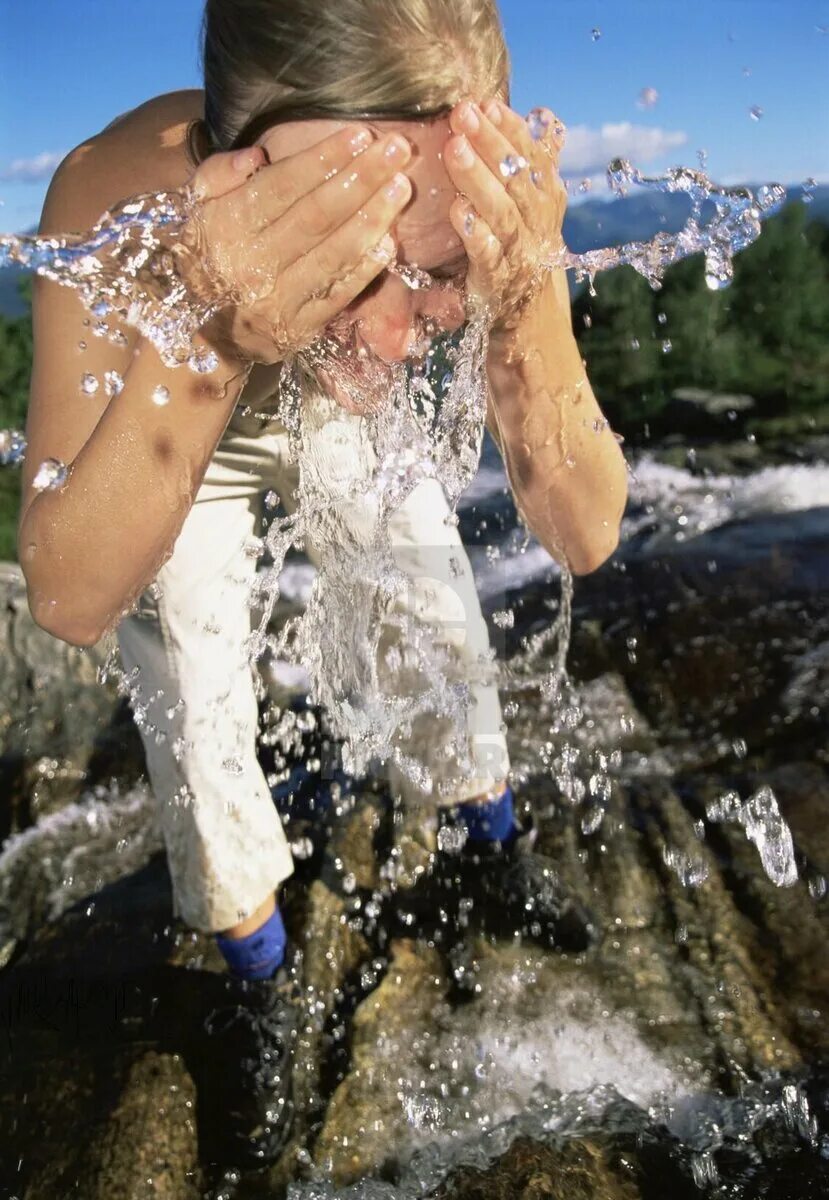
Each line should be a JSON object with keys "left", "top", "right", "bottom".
{"left": 285, "top": 171, "right": 412, "bottom": 322}
{"left": 189, "top": 144, "right": 267, "bottom": 202}
{"left": 448, "top": 196, "right": 502, "bottom": 305}
{"left": 487, "top": 101, "right": 552, "bottom": 195}
{"left": 443, "top": 131, "right": 522, "bottom": 255}
{"left": 247, "top": 124, "right": 380, "bottom": 230}
{"left": 450, "top": 101, "right": 536, "bottom": 223}
{"left": 264, "top": 133, "right": 412, "bottom": 267}
{"left": 485, "top": 100, "right": 536, "bottom": 166}
{"left": 523, "top": 106, "right": 566, "bottom": 174}
{"left": 294, "top": 234, "right": 397, "bottom": 333}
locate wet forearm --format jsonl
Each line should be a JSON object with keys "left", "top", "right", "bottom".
{"left": 486, "top": 272, "right": 628, "bottom": 575}
{"left": 20, "top": 337, "right": 249, "bottom": 645}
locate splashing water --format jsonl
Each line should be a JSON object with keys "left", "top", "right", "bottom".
{"left": 705, "top": 786, "right": 798, "bottom": 887}
{"left": 244, "top": 319, "right": 493, "bottom": 790}
{"left": 558, "top": 159, "right": 786, "bottom": 294}
{"left": 0, "top": 152, "right": 790, "bottom": 797}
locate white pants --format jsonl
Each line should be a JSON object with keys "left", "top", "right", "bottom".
{"left": 117, "top": 402, "right": 510, "bottom": 932}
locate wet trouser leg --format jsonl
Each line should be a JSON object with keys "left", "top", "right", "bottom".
{"left": 117, "top": 415, "right": 296, "bottom": 933}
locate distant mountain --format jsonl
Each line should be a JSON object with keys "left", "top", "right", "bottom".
{"left": 562, "top": 183, "right": 829, "bottom": 255}
{"left": 0, "top": 187, "right": 827, "bottom": 318}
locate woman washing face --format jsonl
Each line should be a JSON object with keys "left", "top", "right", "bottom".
{"left": 19, "top": 0, "right": 627, "bottom": 1170}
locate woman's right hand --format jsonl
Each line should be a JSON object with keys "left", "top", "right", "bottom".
{"left": 178, "top": 127, "right": 413, "bottom": 365}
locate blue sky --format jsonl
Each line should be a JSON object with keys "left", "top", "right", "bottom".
{"left": 1, "top": 0, "right": 827, "bottom": 231}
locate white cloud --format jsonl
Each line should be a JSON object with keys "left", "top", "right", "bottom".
{"left": 0, "top": 152, "right": 65, "bottom": 184}
{"left": 559, "top": 122, "right": 688, "bottom": 178}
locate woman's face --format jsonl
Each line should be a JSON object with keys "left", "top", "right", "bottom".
{"left": 259, "top": 117, "right": 468, "bottom": 367}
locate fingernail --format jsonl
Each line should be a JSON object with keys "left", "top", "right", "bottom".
{"left": 385, "top": 135, "right": 411, "bottom": 161}
{"left": 233, "top": 148, "right": 256, "bottom": 171}
{"left": 385, "top": 172, "right": 411, "bottom": 200}
{"left": 485, "top": 99, "right": 503, "bottom": 125}
{"left": 453, "top": 136, "right": 474, "bottom": 167}
{"left": 458, "top": 101, "right": 480, "bottom": 133}
{"left": 370, "top": 234, "right": 396, "bottom": 263}
{"left": 350, "top": 127, "right": 373, "bottom": 152}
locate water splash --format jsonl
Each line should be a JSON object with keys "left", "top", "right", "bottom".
{"left": 0, "top": 188, "right": 222, "bottom": 372}
{"left": 705, "top": 785, "right": 798, "bottom": 887}
{"left": 0, "top": 160, "right": 787, "bottom": 379}
{"left": 0, "top": 157, "right": 790, "bottom": 795}
{"left": 558, "top": 159, "right": 787, "bottom": 294}
{"left": 241, "top": 319, "right": 493, "bottom": 789}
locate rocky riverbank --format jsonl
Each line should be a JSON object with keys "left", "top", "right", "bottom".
{"left": 1, "top": 477, "right": 827, "bottom": 1200}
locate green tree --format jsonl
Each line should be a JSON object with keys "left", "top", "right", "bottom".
{"left": 0, "top": 277, "right": 33, "bottom": 560}
{"left": 573, "top": 206, "right": 829, "bottom": 436}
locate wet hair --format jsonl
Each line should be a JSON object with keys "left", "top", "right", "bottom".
{"left": 199, "top": 0, "right": 510, "bottom": 153}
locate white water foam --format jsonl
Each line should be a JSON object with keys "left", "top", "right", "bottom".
{"left": 0, "top": 782, "right": 160, "bottom": 948}
{"left": 624, "top": 456, "right": 829, "bottom": 541}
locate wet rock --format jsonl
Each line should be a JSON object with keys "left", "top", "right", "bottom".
{"left": 661, "top": 388, "right": 755, "bottom": 439}
{"left": 0, "top": 856, "right": 220, "bottom": 1198}
{"left": 437, "top": 1135, "right": 642, "bottom": 1200}
{"left": 65, "top": 1051, "right": 200, "bottom": 1200}
{"left": 312, "top": 939, "right": 446, "bottom": 1185}
{"left": 0, "top": 562, "right": 145, "bottom": 839}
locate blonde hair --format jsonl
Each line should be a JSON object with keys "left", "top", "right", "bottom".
{"left": 200, "top": 0, "right": 510, "bottom": 151}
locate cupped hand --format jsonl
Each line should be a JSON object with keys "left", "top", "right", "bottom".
{"left": 443, "top": 99, "right": 568, "bottom": 332}
{"left": 176, "top": 127, "right": 413, "bottom": 364}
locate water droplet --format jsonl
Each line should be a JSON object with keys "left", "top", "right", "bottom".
{"left": 78, "top": 340, "right": 87, "bottom": 351}
{"left": 32, "top": 457, "right": 69, "bottom": 491}
{"left": 629, "top": 337, "right": 640, "bottom": 351}
{"left": 591, "top": 27, "right": 602, "bottom": 41}
{"left": 492, "top": 609, "right": 514, "bottom": 629}
{"left": 437, "top": 824, "right": 468, "bottom": 853}
{"left": 705, "top": 269, "right": 732, "bottom": 291}
{"left": 151, "top": 385, "right": 171, "bottom": 407}
{"left": 463, "top": 211, "right": 475, "bottom": 237}
{"left": 80, "top": 372, "right": 99, "bottom": 395}
{"left": 0, "top": 429, "right": 26, "bottom": 467}
{"left": 499, "top": 154, "right": 527, "bottom": 179}
{"left": 221, "top": 757, "right": 244, "bottom": 776}
{"left": 526, "top": 108, "right": 550, "bottom": 141}
{"left": 104, "top": 370, "right": 124, "bottom": 397}
{"left": 801, "top": 177, "right": 817, "bottom": 204}
{"left": 657, "top": 312, "right": 667, "bottom": 325}
{"left": 637, "top": 86, "right": 659, "bottom": 109}
{"left": 264, "top": 490, "right": 279, "bottom": 510}
{"left": 189, "top": 349, "right": 219, "bottom": 374}
{"left": 578, "top": 178, "right": 593, "bottom": 193}
{"left": 661, "top": 339, "right": 672, "bottom": 353}
{"left": 749, "top": 105, "right": 763, "bottom": 121}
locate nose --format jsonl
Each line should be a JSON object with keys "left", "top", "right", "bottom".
{"left": 344, "top": 274, "right": 466, "bottom": 363}
{"left": 346, "top": 275, "right": 419, "bottom": 362}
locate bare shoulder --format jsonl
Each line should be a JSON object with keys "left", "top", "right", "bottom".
{"left": 39, "top": 89, "right": 204, "bottom": 237}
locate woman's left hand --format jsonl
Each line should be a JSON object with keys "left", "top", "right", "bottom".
{"left": 443, "top": 98, "right": 568, "bottom": 334}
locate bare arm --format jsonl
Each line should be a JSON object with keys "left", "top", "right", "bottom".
{"left": 485, "top": 269, "right": 628, "bottom": 575}
{"left": 19, "top": 144, "right": 250, "bottom": 646}
{"left": 442, "top": 99, "right": 628, "bottom": 575}
{"left": 20, "top": 114, "right": 414, "bottom": 646}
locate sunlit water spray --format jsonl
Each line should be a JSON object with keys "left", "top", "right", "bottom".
{"left": 0, "top": 145, "right": 797, "bottom": 875}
